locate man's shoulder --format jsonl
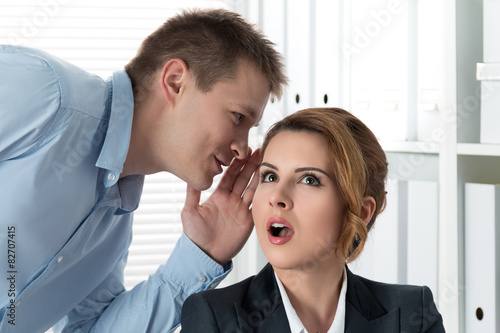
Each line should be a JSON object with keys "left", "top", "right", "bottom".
{"left": 1, "top": 45, "right": 108, "bottom": 114}
{"left": 1, "top": 45, "right": 79, "bottom": 80}
{"left": 1, "top": 45, "right": 62, "bottom": 87}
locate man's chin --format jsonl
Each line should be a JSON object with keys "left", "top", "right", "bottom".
{"left": 190, "top": 177, "right": 214, "bottom": 192}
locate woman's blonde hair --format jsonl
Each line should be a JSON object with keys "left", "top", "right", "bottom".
{"left": 261, "top": 108, "right": 388, "bottom": 262}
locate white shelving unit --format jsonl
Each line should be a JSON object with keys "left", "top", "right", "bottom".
{"left": 252, "top": 1, "right": 500, "bottom": 332}
{"left": 458, "top": 143, "right": 500, "bottom": 156}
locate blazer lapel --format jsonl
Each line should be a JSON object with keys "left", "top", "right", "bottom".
{"left": 235, "top": 263, "right": 291, "bottom": 333}
{"left": 345, "top": 302, "right": 400, "bottom": 333}
{"left": 345, "top": 266, "right": 401, "bottom": 333}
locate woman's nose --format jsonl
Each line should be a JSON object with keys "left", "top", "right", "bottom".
{"left": 269, "top": 188, "right": 292, "bottom": 210}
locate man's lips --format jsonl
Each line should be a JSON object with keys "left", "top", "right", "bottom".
{"left": 214, "top": 156, "right": 229, "bottom": 174}
{"left": 266, "top": 217, "right": 295, "bottom": 245}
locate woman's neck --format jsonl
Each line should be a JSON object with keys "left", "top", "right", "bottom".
{"left": 274, "top": 262, "right": 345, "bottom": 333}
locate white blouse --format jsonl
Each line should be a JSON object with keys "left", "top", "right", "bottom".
{"left": 274, "top": 267, "right": 347, "bottom": 333}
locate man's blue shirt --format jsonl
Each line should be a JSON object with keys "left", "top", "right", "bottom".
{"left": 0, "top": 45, "right": 230, "bottom": 333}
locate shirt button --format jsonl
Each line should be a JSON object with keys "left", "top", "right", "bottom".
{"left": 197, "top": 275, "right": 207, "bottom": 283}
{"left": 108, "top": 173, "right": 116, "bottom": 181}
{"left": 208, "top": 282, "right": 218, "bottom": 289}
{"left": 15, "top": 300, "right": 21, "bottom": 307}
{"left": 57, "top": 256, "right": 64, "bottom": 264}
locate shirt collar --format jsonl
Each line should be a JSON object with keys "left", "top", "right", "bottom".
{"left": 95, "top": 69, "right": 134, "bottom": 187}
{"left": 274, "top": 267, "right": 347, "bottom": 333}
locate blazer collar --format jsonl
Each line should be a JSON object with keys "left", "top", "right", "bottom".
{"left": 235, "top": 263, "right": 290, "bottom": 333}
{"left": 235, "top": 264, "right": 400, "bottom": 333}
{"left": 344, "top": 266, "right": 400, "bottom": 332}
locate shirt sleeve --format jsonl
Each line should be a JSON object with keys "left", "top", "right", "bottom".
{"left": 54, "top": 233, "right": 232, "bottom": 333}
{"left": 0, "top": 46, "right": 62, "bottom": 161}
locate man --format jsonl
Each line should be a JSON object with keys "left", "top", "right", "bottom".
{"left": 0, "top": 8, "right": 287, "bottom": 332}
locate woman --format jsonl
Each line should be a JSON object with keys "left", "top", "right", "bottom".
{"left": 181, "top": 108, "right": 445, "bottom": 332}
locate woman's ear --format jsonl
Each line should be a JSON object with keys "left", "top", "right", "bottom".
{"left": 159, "top": 59, "right": 189, "bottom": 105}
{"left": 360, "top": 196, "right": 376, "bottom": 226}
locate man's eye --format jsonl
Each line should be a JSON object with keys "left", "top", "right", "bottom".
{"left": 261, "top": 172, "right": 278, "bottom": 183}
{"left": 235, "top": 113, "right": 244, "bottom": 123}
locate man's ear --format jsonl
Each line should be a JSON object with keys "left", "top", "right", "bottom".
{"left": 360, "top": 196, "right": 376, "bottom": 226}
{"left": 160, "top": 59, "right": 189, "bottom": 105}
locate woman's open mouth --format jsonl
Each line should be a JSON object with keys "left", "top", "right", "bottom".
{"left": 267, "top": 217, "right": 295, "bottom": 245}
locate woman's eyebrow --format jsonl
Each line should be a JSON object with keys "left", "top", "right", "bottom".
{"left": 295, "top": 167, "right": 331, "bottom": 178}
{"left": 262, "top": 163, "right": 331, "bottom": 179}
{"left": 261, "top": 162, "right": 278, "bottom": 170}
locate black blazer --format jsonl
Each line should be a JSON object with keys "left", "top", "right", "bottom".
{"left": 181, "top": 263, "right": 445, "bottom": 332}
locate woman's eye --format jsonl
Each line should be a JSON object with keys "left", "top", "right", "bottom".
{"left": 262, "top": 173, "right": 278, "bottom": 183}
{"left": 302, "top": 175, "right": 320, "bottom": 186}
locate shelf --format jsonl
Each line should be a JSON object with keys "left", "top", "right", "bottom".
{"left": 457, "top": 143, "right": 500, "bottom": 156}
{"left": 379, "top": 140, "right": 440, "bottom": 154}
{"left": 379, "top": 141, "right": 500, "bottom": 156}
